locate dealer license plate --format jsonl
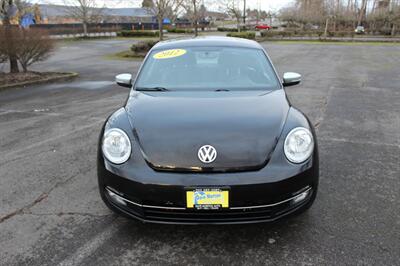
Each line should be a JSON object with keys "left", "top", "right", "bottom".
{"left": 186, "top": 189, "right": 229, "bottom": 210}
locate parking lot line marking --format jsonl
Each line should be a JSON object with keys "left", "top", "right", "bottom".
{"left": 58, "top": 218, "right": 124, "bottom": 266}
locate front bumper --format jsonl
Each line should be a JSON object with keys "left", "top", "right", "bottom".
{"left": 103, "top": 185, "right": 314, "bottom": 224}
{"left": 98, "top": 163, "right": 318, "bottom": 224}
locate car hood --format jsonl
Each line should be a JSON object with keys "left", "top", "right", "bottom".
{"left": 125, "top": 90, "right": 289, "bottom": 173}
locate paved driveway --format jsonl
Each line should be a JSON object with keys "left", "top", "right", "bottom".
{"left": 0, "top": 39, "right": 399, "bottom": 265}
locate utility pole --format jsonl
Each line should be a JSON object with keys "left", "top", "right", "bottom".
{"left": 243, "top": 0, "right": 246, "bottom": 25}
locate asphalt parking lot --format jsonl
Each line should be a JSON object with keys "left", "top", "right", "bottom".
{"left": 0, "top": 39, "right": 399, "bottom": 265}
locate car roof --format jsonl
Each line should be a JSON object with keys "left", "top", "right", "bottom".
{"left": 152, "top": 36, "right": 263, "bottom": 50}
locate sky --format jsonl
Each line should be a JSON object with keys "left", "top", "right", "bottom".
{"left": 29, "top": 0, "right": 295, "bottom": 12}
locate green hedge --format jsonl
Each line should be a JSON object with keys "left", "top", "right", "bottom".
{"left": 217, "top": 26, "right": 249, "bottom": 32}
{"left": 168, "top": 28, "right": 194, "bottom": 34}
{"left": 227, "top": 32, "right": 256, "bottom": 40}
{"left": 327, "top": 31, "right": 355, "bottom": 38}
{"left": 260, "top": 30, "right": 359, "bottom": 38}
{"left": 117, "top": 30, "right": 159, "bottom": 37}
{"left": 217, "top": 27, "right": 239, "bottom": 32}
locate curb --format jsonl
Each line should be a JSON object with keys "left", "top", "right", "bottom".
{"left": 0, "top": 72, "right": 79, "bottom": 91}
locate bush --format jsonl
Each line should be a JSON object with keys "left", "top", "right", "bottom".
{"left": 376, "top": 28, "right": 393, "bottom": 36}
{"left": 0, "top": 27, "right": 54, "bottom": 72}
{"left": 260, "top": 30, "right": 326, "bottom": 39}
{"left": 333, "top": 31, "right": 355, "bottom": 38}
{"left": 217, "top": 27, "right": 239, "bottom": 32}
{"left": 16, "top": 29, "right": 55, "bottom": 72}
{"left": 0, "top": 26, "right": 15, "bottom": 63}
{"left": 217, "top": 26, "right": 249, "bottom": 32}
{"left": 260, "top": 30, "right": 280, "bottom": 38}
{"left": 131, "top": 40, "right": 158, "bottom": 56}
{"left": 260, "top": 30, "right": 294, "bottom": 38}
{"left": 168, "top": 28, "right": 194, "bottom": 34}
{"left": 117, "top": 30, "right": 159, "bottom": 37}
{"left": 227, "top": 32, "right": 256, "bottom": 40}
{"left": 322, "top": 31, "right": 356, "bottom": 38}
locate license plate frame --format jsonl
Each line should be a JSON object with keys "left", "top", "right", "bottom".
{"left": 186, "top": 188, "right": 229, "bottom": 210}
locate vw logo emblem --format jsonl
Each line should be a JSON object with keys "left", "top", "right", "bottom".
{"left": 198, "top": 145, "right": 217, "bottom": 164}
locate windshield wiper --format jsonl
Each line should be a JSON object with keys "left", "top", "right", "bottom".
{"left": 136, "top": 87, "right": 170, "bottom": 92}
{"left": 215, "top": 89, "right": 230, "bottom": 92}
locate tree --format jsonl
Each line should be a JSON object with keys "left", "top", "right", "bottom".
{"left": 265, "top": 11, "right": 273, "bottom": 25}
{"left": 166, "top": 4, "right": 183, "bottom": 26}
{"left": 388, "top": 1, "right": 400, "bottom": 36}
{"left": 199, "top": 3, "right": 207, "bottom": 23}
{"left": 61, "top": 0, "right": 105, "bottom": 37}
{"left": 142, "top": 0, "right": 154, "bottom": 9}
{"left": 14, "top": 0, "right": 29, "bottom": 17}
{"left": 183, "top": 0, "right": 203, "bottom": 36}
{"left": 242, "top": 0, "right": 246, "bottom": 24}
{"left": 152, "top": 0, "right": 184, "bottom": 40}
{"left": 279, "top": 7, "right": 297, "bottom": 27}
{"left": 0, "top": 27, "right": 55, "bottom": 72}
{"left": 33, "top": 4, "right": 42, "bottom": 24}
{"left": 223, "top": 0, "right": 242, "bottom": 32}
{"left": 15, "top": 29, "right": 55, "bottom": 72}
{"left": 1, "top": 0, "right": 20, "bottom": 73}
{"left": 278, "top": 0, "right": 400, "bottom": 34}
{"left": 357, "top": 0, "right": 369, "bottom": 26}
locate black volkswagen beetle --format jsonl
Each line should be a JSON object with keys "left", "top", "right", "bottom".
{"left": 98, "top": 37, "right": 319, "bottom": 224}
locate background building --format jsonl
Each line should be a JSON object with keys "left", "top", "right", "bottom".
{"left": 38, "top": 4, "right": 155, "bottom": 24}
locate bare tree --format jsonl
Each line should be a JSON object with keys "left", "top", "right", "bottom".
{"left": 0, "top": 26, "right": 54, "bottom": 72}
{"left": 220, "top": 0, "right": 242, "bottom": 32}
{"left": 357, "top": 0, "right": 369, "bottom": 26}
{"left": 152, "top": 0, "right": 184, "bottom": 40}
{"left": 278, "top": 0, "right": 400, "bottom": 34}
{"left": 60, "top": 0, "right": 105, "bottom": 37}
{"left": 389, "top": 0, "right": 400, "bottom": 35}
{"left": 243, "top": 0, "right": 246, "bottom": 24}
{"left": 14, "top": 0, "right": 29, "bottom": 17}
{"left": 182, "top": 0, "right": 203, "bottom": 36}
{"left": 15, "top": 29, "right": 55, "bottom": 72}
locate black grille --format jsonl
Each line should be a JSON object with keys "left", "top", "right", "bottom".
{"left": 141, "top": 201, "right": 295, "bottom": 223}
{"left": 106, "top": 187, "right": 313, "bottom": 224}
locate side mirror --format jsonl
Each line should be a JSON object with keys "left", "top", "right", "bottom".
{"left": 283, "top": 72, "right": 301, "bottom": 87}
{"left": 115, "top": 73, "right": 132, "bottom": 88}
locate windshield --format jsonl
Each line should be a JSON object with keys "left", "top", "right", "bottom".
{"left": 134, "top": 47, "right": 280, "bottom": 91}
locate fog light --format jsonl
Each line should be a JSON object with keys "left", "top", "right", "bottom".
{"left": 107, "top": 188, "right": 127, "bottom": 206}
{"left": 292, "top": 190, "right": 309, "bottom": 204}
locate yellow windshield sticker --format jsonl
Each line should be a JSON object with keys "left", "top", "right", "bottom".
{"left": 153, "top": 49, "right": 187, "bottom": 59}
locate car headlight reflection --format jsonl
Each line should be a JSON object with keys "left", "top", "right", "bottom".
{"left": 284, "top": 127, "right": 314, "bottom": 164}
{"left": 102, "top": 128, "right": 131, "bottom": 164}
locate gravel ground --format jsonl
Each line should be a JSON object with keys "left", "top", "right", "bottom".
{"left": 0, "top": 38, "right": 399, "bottom": 266}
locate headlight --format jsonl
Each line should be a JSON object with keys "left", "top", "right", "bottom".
{"left": 102, "top": 128, "right": 131, "bottom": 164}
{"left": 284, "top": 127, "right": 314, "bottom": 163}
